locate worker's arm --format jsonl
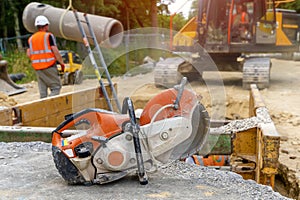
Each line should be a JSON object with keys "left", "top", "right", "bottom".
{"left": 49, "top": 33, "right": 64, "bottom": 66}
{"left": 51, "top": 45, "right": 64, "bottom": 65}
{"left": 51, "top": 45, "right": 65, "bottom": 71}
{"left": 26, "top": 48, "right": 31, "bottom": 58}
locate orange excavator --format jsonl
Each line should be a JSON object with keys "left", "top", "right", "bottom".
{"left": 155, "top": 0, "right": 300, "bottom": 89}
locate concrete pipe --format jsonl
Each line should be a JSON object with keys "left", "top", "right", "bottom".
{"left": 22, "top": 2, "right": 124, "bottom": 48}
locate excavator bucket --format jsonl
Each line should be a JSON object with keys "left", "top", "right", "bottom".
{"left": 0, "top": 60, "right": 27, "bottom": 96}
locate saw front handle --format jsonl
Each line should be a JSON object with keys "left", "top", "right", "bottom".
{"left": 123, "top": 97, "right": 148, "bottom": 185}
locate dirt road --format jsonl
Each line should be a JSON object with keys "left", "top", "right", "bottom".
{"left": 1, "top": 58, "right": 300, "bottom": 199}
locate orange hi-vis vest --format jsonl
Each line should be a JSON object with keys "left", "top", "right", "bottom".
{"left": 240, "top": 12, "right": 247, "bottom": 24}
{"left": 28, "top": 31, "right": 56, "bottom": 70}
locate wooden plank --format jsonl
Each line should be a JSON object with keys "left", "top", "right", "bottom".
{"left": 0, "top": 108, "right": 13, "bottom": 125}
{"left": 0, "top": 84, "right": 117, "bottom": 141}
{"left": 249, "top": 84, "right": 266, "bottom": 117}
{"left": 0, "top": 84, "right": 116, "bottom": 128}
{"left": 256, "top": 127, "right": 262, "bottom": 184}
{"left": 18, "top": 88, "right": 99, "bottom": 122}
{"left": 249, "top": 84, "right": 280, "bottom": 188}
{"left": 232, "top": 128, "right": 257, "bottom": 155}
{"left": 15, "top": 86, "right": 114, "bottom": 127}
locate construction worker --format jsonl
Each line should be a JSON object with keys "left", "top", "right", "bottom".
{"left": 232, "top": 4, "right": 250, "bottom": 41}
{"left": 233, "top": 4, "right": 249, "bottom": 28}
{"left": 27, "top": 15, "right": 65, "bottom": 98}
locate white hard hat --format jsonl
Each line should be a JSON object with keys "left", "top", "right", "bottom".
{"left": 35, "top": 15, "right": 50, "bottom": 26}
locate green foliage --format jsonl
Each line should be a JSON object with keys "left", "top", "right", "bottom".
{"left": 0, "top": 0, "right": 33, "bottom": 38}
{"left": 118, "top": 0, "right": 151, "bottom": 29}
{"left": 188, "top": 0, "right": 198, "bottom": 19}
{"left": 173, "top": 14, "right": 189, "bottom": 31}
{"left": 95, "top": 0, "right": 122, "bottom": 17}
{"left": 158, "top": 13, "right": 188, "bottom": 33}
{"left": 81, "top": 49, "right": 127, "bottom": 78}
{"left": 278, "top": 1, "right": 300, "bottom": 13}
{"left": 4, "top": 51, "right": 36, "bottom": 83}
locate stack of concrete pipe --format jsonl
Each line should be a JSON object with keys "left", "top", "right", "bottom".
{"left": 22, "top": 2, "right": 124, "bottom": 48}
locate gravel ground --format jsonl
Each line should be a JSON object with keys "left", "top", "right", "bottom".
{"left": 0, "top": 142, "right": 291, "bottom": 200}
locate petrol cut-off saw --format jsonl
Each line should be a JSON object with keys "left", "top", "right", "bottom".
{"left": 52, "top": 77, "right": 210, "bottom": 185}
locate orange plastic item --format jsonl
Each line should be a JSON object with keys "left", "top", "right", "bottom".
{"left": 52, "top": 109, "right": 129, "bottom": 158}
{"left": 140, "top": 88, "right": 197, "bottom": 126}
{"left": 191, "top": 155, "right": 230, "bottom": 166}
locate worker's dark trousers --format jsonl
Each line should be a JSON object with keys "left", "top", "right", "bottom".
{"left": 35, "top": 65, "right": 62, "bottom": 98}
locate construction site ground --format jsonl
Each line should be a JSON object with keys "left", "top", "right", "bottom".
{"left": 0, "top": 58, "right": 299, "bottom": 199}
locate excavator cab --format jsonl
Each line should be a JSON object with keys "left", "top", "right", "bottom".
{"left": 197, "top": 0, "right": 279, "bottom": 49}
{"left": 174, "top": 0, "right": 300, "bottom": 53}
{"left": 230, "top": 1, "right": 253, "bottom": 42}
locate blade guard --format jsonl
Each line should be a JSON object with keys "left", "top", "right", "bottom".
{"left": 139, "top": 87, "right": 210, "bottom": 161}
{"left": 139, "top": 88, "right": 198, "bottom": 126}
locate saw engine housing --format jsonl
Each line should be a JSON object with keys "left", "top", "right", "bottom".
{"left": 52, "top": 80, "right": 209, "bottom": 185}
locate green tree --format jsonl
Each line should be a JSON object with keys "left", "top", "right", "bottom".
{"left": 8, "top": 0, "right": 23, "bottom": 51}
{"left": 0, "top": 0, "right": 32, "bottom": 38}
{"left": 118, "top": 0, "right": 174, "bottom": 30}
{"left": 188, "top": 0, "right": 198, "bottom": 20}
{"left": 278, "top": 0, "right": 300, "bottom": 13}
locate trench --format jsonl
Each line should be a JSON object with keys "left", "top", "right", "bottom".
{"left": 132, "top": 94, "right": 299, "bottom": 199}
{"left": 275, "top": 163, "right": 300, "bottom": 199}
{"left": 215, "top": 98, "right": 299, "bottom": 200}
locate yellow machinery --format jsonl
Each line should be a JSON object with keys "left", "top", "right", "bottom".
{"left": 57, "top": 50, "right": 83, "bottom": 85}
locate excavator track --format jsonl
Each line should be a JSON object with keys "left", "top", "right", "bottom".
{"left": 242, "top": 57, "right": 271, "bottom": 89}
{"left": 154, "top": 57, "right": 185, "bottom": 88}
{"left": 154, "top": 57, "right": 203, "bottom": 88}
